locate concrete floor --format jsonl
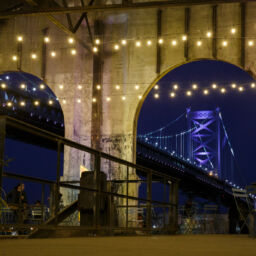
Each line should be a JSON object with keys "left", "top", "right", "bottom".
{"left": 0, "top": 235, "right": 255, "bottom": 256}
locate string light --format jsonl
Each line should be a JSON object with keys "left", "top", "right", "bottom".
{"left": 203, "top": 89, "right": 209, "bottom": 95}
{"left": 68, "top": 37, "right": 74, "bottom": 44}
{"left": 220, "top": 88, "right": 226, "bottom": 94}
{"left": 7, "top": 102, "right": 12, "bottom": 107}
{"left": 135, "top": 85, "right": 140, "bottom": 90}
{"left": 59, "top": 84, "right": 64, "bottom": 90}
{"left": 206, "top": 31, "right": 212, "bottom": 38}
{"left": 147, "top": 40, "right": 152, "bottom": 46}
{"left": 40, "top": 84, "right": 45, "bottom": 89}
{"left": 251, "top": 83, "right": 255, "bottom": 88}
{"left": 34, "top": 100, "right": 39, "bottom": 106}
{"left": 115, "top": 85, "right": 120, "bottom": 90}
{"left": 96, "top": 85, "right": 101, "bottom": 90}
{"left": 186, "top": 91, "right": 192, "bottom": 96}
{"left": 135, "top": 41, "right": 141, "bottom": 47}
{"left": 20, "top": 83, "right": 26, "bottom": 89}
{"left": 231, "top": 28, "right": 236, "bottom": 34}
{"left": 154, "top": 93, "right": 159, "bottom": 99}
{"left": 197, "top": 41, "right": 202, "bottom": 46}
{"left": 106, "top": 97, "right": 111, "bottom": 102}
{"left": 158, "top": 38, "right": 164, "bottom": 44}
{"left": 170, "top": 92, "right": 175, "bottom": 98}
{"left": 192, "top": 84, "right": 198, "bottom": 90}
{"left": 238, "top": 86, "right": 244, "bottom": 92}
{"left": 212, "top": 83, "right": 217, "bottom": 89}
{"left": 222, "top": 41, "right": 228, "bottom": 47}
{"left": 121, "top": 39, "right": 127, "bottom": 45}
{"left": 231, "top": 83, "right": 237, "bottom": 89}
{"left": 92, "top": 98, "right": 97, "bottom": 103}
{"left": 171, "top": 40, "right": 177, "bottom": 46}
{"left": 122, "top": 96, "right": 126, "bottom": 101}
{"left": 44, "top": 37, "right": 50, "bottom": 43}
{"left": 93, "top": 46, "right": 98, "bottom": 53}
{"left": 48, "top": 100, "right": 53, "bottom": 105}
{"left": 182, "top": 35, "right": 187, "bottom": 41}
{"left": 138, "top": 95, "right": 142, "bottom": 100}
{"left": 1, "top": 83, "right": 6, "bottom": 89}
{"left": 154, "top": 85, "right": 159, "bottom": 90}
{"left": 173, "top": 84, "right": 179, "bottom": 90}
{"left": 62, "top": 99, "right": 67, "bottom": 104}
{"left": 77, "top": 85, "right": 83, "bottom": 90}
{"left": 95, "top": 39, "right": 100, "bottom": 45}
{"left": 31, "top": 53, "right": 37, "bottom": 59}
{"left": 114, "top": 44, "right": 120, "bottom": 50}
{"left": 71, "top": 49, "right": 77, "bottom": 55}
{"left": 12, "top": 55, "right": 18, "bottom": 61}
{"left": 20, "top": 101, "right": 26, "bottom": 106}
{"left": 248, "top": 41, "right": 254, "bottom": 46}
{"left": 50, "top": 51, "right": 56, "bottom": 57}
{"left": 17, "top": 36, "right": 23, "bottom": 42}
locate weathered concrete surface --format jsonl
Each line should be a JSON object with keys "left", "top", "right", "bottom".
{"left": 0, "top": 235, "right": 255, "bottom": 256}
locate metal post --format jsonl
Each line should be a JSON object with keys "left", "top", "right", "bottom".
{"left": 0, "top": 119, "right": 6, "bottom": 189}
{"left": 146, "top": 171, "right": 152, "bottom": 231}
{"left": 126, "top": 166, "right": 129, "bottom": 229}
{"left": 93, "top": 152, "right": 101, "bottom": 227}
{"left": 55, "top": 141, "right": 61, "bottom": 224}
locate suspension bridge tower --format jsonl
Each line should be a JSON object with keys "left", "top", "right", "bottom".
{"left": 186, "top": 108, "right": 221, "bottom": 178}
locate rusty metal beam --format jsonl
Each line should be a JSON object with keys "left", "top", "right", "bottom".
{"left": 0, "top": 0, "right": 254, "bottom": 19}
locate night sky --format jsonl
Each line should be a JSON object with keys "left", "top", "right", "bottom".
{"left": 138, "top": 60, "right": 256, "bottom": 187}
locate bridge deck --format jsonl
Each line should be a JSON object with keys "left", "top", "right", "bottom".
{"left": 0, "top": 235, "right": 255, "bottom": 256}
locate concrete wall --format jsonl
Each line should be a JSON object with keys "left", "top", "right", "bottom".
{"left": 1, "top": 2, "right": 256, "bottom": 197}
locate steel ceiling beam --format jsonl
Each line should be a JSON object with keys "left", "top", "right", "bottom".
{"left": 0, "top": 0, "right": 254, "bottom": 19}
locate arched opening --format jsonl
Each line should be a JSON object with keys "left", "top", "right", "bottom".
{"left": 134, "top": 59, "right": 256, "bottom": 233}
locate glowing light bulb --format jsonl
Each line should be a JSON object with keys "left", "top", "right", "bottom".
{"left": 77, "top": 85, "right": 82, "bottom": 90}
{"left": 115, "top": 85, "right": 120, "bottom": 90}
{"left": 68, "top": 37, "right": 74, "bottom": 44}
{"left": 7, "top": 101, "right": 12, "bottom": 107}
{"left": 59, "top": 84, "right": 64, "bottom": 90}
{"left": 44, "top": 37, "right": 50, "bottom": 43}
{"left": 92, "top": 98, "right": 97, "bottom": 103}
{"left": 122, "top": 96, "right": 126, "bottom": 101}
{"left": 114, "top": 44, "right": 120, "bottom": 50}
{"left": 222, "top": 41, "right": 228, "bottom": 47}
{"left": 170, "top": 92, "right": 175, "bottom": 98}
{"left": 158, "top": 38, "right": 163, "bottom": 44}
{"left": 182, "top": 35, "right": 187, "bottom": 41}
{"left": 172, "top": 40, "right": 177, "bottom": 46}
{"left": 251, "top": 83, "right": 255, "bottom": 88}
{"left": 77, "top": 98, "right": 81, "bottom": 103}
{"left": 220, "top": 88, "right": 226, "bottom": 94}
{"left": 197, "top": 41, "right": 202, "bottom": 46}
{"left": 206, "top": 31, "right": 212, "bottom": 38}
{"left": 192, "top": 84, "right": 198, "bottom": 90}
{"left": 95, "top": 39, "right": 100, "bottom": 45}
{"left": 48, "top": 100, "right": 53, "bottom": 105}
{"left": 231, "top": 28, "right": 236, "bottom": 34}
{"left": 135, "top": 85, "right": 140, "bottom": 90}
{"left": 71, "top": 49, "right": 77, "bottom": 55}
{"left": 203, "top": 89, "right": 209, "bottom": 95}
{"left": 40, "top": 84, "right": 45, "bottom": 89}
{"left": 50, "top": 51, "right": 56, "bottom": 57}
{"left": 93, "top": 46, "right": 98, "bottom": 53}
{"left": 20, "top": 101, "right": 25, "bottom": 106}
{"left": 147, "top": 40, "right": 152, "bottom": 46}
{"left": 186, "top": 91, "right": 192, "bottom": 96}
{"left": 31, "top": 53, "right": 37, "bottom": 59}
{"left": 96, "top": 85, "right": 101, "bottom": 90}
{"left": 238, "top": 86, "right": 244, "bottom": 92}
{"left": 121, "top": 39, "right": 127, "bottom": 45}
{"left": 248, "top": 41, "right": 254, "bottom": 46}
{"left": 154, "top": 85, "right": 159, "bottom": 90}
{"left": 34, "top": 101, "right": 39, "bottom": 106}
{"left": 1, "top": 83, "right": 6, "bottom": 89}
{"left": 106, "top": 97, "right": 111, "bottom": 102}
{"left": 212, "top": 83, "right": 217, "bottom": 89}
{"left": 12, "top": 55, "right": 18, "bottom": 61}
{"left": 231, "top": 83, "right": 237, "bottom": 89}
{"left": 62, "top": 99, "right": 67, "bottom": 104}
{"left": 20, "top": 83, "right": 26, "bottom": 89}
{"left": 135, "top": 41, "right": 141, "bottom": 47}
{"left": 154, "top": 93, "right": 159, "bottom": 99}
{"left": 138, "top": 95, "right": 142, "bottom": 100}
{"left": 173, "top": 84, "right": 179, "bottom": 90}
{"left": 17, "top": 36, "right": 23, "bottom": 42}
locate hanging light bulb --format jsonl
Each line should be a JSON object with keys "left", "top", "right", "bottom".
{"left": 6, "top": 101, "right": 13, "bottom": 107}
{"left": 192, "top": 84, "right": 198, "bottom": 90}
{"left": 96, "top": 85, "right": 101, "bottom": 90}
{"left": 44, "top": 37, "right": 50, "bottom": 43}
{"left": 197, "top": 41, "right": 202, "bottom": 46}
{"left": 222, "top": 41, "right": 228, "bottom": 47}
{"left": 212, "top": 83, "right": 217, "bottom": 89}
{"left": 31, "top": 53, "right": 37, "bottom": 59}
{"left": 173, "top": 84, "right": 179, "bottom": 90}
{"left": 106, "top": 97, "right": 111, "bottom": 102}
{"left": 68, "top": 37, "right": 74, "bottom": 44}
{"left": 121, "top": 39, "right": 127, "bottom": 45}
{"left": 95, "top": 39, "right": 100, "bottom": 45}
{"left": 50, "top": 51, "right": 56, "bottom": 57}
{"left": 138, "top": 95, "right": 142, "bottom": 100}
{"left": 186, "top": 91, "right": 192, "bottom": 96}
{"left": 1, "top": 83, "right": 6, "bottom": 89}
{"left": 135, "top": 85, "right": 140, "bottom": 90}
{"left": 17, "top": 36, "right": 23, "bottom": 42}
{"left": 92, "top": 98, "right": 97, "bottom": 103}
{"left": 158, "top": 38, "right": 164, "bottom": 44}
{"left": 231, "top": 83, "right": 237, "bottom": 89}
{"left": 77, "top": 85, "right": 83, "bottom": 90}
{"left": 20, "top": 83, "right": 26, "bottom": 89}
{"left": 59, "top": 84, "right": 64, "bottom": 90}
{"left": 238, "top": 86, "right": 244, "bottom": 92}
{"left": 203, "top": 89, "right": 209, "bottom": 95}
{"left": 154, "top": 93, "right": 159, "bottom": 99}
{"left": 248, "top": 40, "right": 254, "bottom": 46}
{"left": 62, "top": 99, "right": 67, "bottom": 104}
{"left": 77, "top": 98, "right": 81, "bottom": 103}
{"left": 93, "top": 46, "right": 98, "bottom": 53}
{"left": 71, "top": 49, "right": 77, "bottom": 55}
{"left": 147, "top": 40, "right": 152, "bottom": 46}
{"left": 231, "top": 28, "right": 236, "bottom": 34}
{"left": 220, "top": 88, "right": 226, "bottom": 93}
{"left": 206, "top": 31, "right": 212, "bottom": 38}
{"left": 114, "top": 44, "right": 120, "bottom": 50}
{"left": 135, "top": 41, "right": 141, "bottom": 47}
{"left": 115, "top": 85, "right": 120, "bottom": 90}
{"left": 34, "top": 100, "right": 40, "bottom": 106}
{"left": 40, "top": 84, "right": 45, "bottom": 89}
{"left": 154, "top": 85, "right": 159, "bottom": 90}
{"left": 20, "top": 101, "right": 26, "bottom": 106}
{"left": 12, "top": 55, "right": 18, "bottom": 61}
{"left": 122, "top": 96, "right": 126, "bottom": 101}
{"left": 182, "top": 35, "right": 187, "bottom": 41}
{"left": 251, "top": 83, "right": 255, "bottom": 88}
{"left": 170, "top": 92, "right": 175, "bottom": 98}
{"left": 48, "top": 100, "right": 54, "bottom": 105}
{"left": 171, "top": 40, "right": 177, "bottom": 46}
